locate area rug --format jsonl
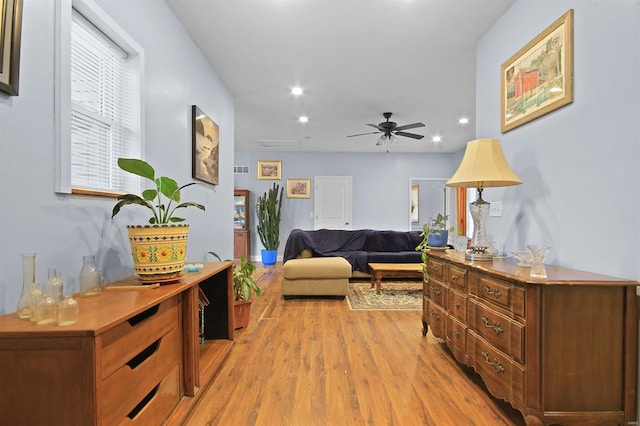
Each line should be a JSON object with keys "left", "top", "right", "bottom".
{"left": 347, "top": 281, "right": 422, "bottom": 311}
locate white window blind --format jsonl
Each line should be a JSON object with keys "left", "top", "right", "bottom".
{"left": 67, "top": 7, "right": 140, "bottom": 193}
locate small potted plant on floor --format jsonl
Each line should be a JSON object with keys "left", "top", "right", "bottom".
{"left": 111, "top": 158, "right": 205, "bottom": 281}
{"left": 232, "top": 255, "right": 262, "bottom": 329}
{"left": 256, "top": 183, "right": 284, "bottom": 266}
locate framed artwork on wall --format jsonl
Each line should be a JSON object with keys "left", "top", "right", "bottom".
{"left": 286, "top": 178, "right": 311, "bottom": 198}
{"left": 257, "top": 160, "right": 282, "bottom": 180}
{"left": 410, "top": 184, "right": 419, "bottom": 223}
{"left": 501, "top": 9, "right": 573, "bottom": 133}
{"left": 191, "top": 105, "right": 219, "bottom": 185}
{"left": 0, "top": 0, "right": 24, "bottom": 96}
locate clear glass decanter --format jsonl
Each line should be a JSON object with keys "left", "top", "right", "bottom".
{"left": 79, "top": 255, "right": 102, "bottom": 297}
{"left": 16, "top": 253, "right": 36, "bottom": 319}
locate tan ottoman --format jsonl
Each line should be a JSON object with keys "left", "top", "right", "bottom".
{"left": 282, "top": 257, "right": 352, "bottom": 297}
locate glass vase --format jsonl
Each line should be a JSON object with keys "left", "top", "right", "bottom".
{"left": 16, "top": 253, "right": 36, "bottom": 319}
{"left": 528, "top": 244, "right": 550, "bottom": 279}
{"left": 58, "top": 296, "right": 79, "bottom": 326}
{"left": 79, "top": 255, "right": 102, "bottom": 297}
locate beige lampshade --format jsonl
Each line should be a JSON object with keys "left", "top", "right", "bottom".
{"left": 446, "top": 138, "right": 522, "bottom": 188}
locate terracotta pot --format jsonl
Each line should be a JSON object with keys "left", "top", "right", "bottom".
{"left": 233, "top": 300, "right": 252, "bottom": 329}
{"left": 126, "top": 224, "right": 189, "bottom": 280}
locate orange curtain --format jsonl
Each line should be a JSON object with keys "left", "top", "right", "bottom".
{"left": 455, "top": 188, "right": 466, "bottom": 236}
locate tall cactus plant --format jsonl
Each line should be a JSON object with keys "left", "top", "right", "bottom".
{"left": 256, "top": 183, "right": 284, "bottom": 250}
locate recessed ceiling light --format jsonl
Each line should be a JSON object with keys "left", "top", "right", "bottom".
{"left": 298, "top": 116, "right": 309, "bottom": 123}
{"left": 432, "top": 136, "right": 442, "bottom": 142}
{"left": 458, "top": 117, "right": 469, "bottom": 124}
{"left": 291, "top": 87, "right": 303, "bottom": 96}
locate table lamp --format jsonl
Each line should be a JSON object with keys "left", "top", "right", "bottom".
{"left": 446, "top": 138, "right": 522, "bottom": 260}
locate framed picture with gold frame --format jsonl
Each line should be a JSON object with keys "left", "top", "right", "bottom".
{"left": 0, "top": 0, "right": 24, "bottom": 96}
{"left": 257, "top": 160, "right": 282, "bottom": 180}
{"left": 286, "top": 178, "right": 311, "bottom": 198}
{"left": 501, "top": 9, "right": 573, "bottom": 133}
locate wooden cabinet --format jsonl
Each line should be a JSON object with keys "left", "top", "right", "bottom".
{"left": 0, "top": 262, "right": 233, "bottom": 425}
{"left": 422, "top": 251, "right": 638, "bottom": 426}
{"left": 234, "top": 189, "right": 250, "bottom": 260}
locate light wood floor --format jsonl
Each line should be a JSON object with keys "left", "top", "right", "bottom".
{"left": 185, "top": 263, "right": 524, "bottom": 426}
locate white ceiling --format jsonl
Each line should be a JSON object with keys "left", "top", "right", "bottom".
{"left": 166, "top": 0, "right": 515, "bottom": 153}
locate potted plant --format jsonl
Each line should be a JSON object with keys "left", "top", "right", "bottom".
{"left": 111, "top": 158, "right": 205, "bottom": 280}
{"left": 416, "top": 213, "right": 454, "bottom": 279}
{"left": 256, "top": 183, "right": 284, "bottom": 266}
{"left": 232, "top": 255, "right": 261, "bottom": 329}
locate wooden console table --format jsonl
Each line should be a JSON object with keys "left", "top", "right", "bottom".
{"left": 0, "top": 262, "right": 233, "bottom": 425}
{"left": 422, "top": 250, "right": 638, "bottom": 426}
{"left": 368, "top": 262, "right": 423, "bottom": 294}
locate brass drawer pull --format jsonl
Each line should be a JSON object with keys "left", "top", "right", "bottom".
{"left": 454, "top": 301, "right": 461, "bottom": 309}
{"left": 481, "top": 316, "right": 504, "bottom": 335}
{"left": 483, "top": 286, "right": 502, "bottom": 299}
{"left": 451, "top": 275, "right": 458, "bottom": 282}
{"left": 454, "top": 330, "right": 460, "bottom": 338}
{"left": 431, "top": 266, "right": 440, "bottom": 272}
{"left": 430, "top": 285, "right": 440, "bottom": 296}
{"left": 481, "top": 351, "right": 505, "bottom": 373}
{"left": 430, "top": 309, "right": 440, "bottom": 321}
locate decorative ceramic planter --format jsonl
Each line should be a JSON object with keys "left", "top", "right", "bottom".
{"left": 427, "top": 230, "right": 449, "bottom": 247}
{"left": 127, "top": 224, "right": 189, "bottom": 280}
{"left": 234, "top": 300, "right": 252, "bottom": 329}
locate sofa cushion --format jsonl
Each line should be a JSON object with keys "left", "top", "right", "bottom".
{"left": 368, "top": 251, "right": 422, "bottom": 264}
{"left": 283, "top": 257, "right": 352, "bottom": 279}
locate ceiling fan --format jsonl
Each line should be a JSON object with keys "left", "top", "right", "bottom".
{"left": 347, "top": 112, "right": 426, "bottom": 143}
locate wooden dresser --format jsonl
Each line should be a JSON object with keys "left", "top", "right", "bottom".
{"left": 422, "top": 250, "right": 638, "bottom": 426}
{"left": 0, "top": 262, "right": 233, "bottom": 425}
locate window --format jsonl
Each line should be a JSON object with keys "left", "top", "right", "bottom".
{"left": 55, "top": 0, "right": 144, "bottom": 195}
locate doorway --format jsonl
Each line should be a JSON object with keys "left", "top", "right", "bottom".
{"left": 314, "top": 176, "right": 353, "bottom": 230}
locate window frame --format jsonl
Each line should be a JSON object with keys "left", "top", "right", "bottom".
{"left": 55, "top": 0, "right": 145, "bottom": 196}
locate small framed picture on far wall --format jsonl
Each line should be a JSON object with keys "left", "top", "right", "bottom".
{"left": 286, "top": 178, "right": 311, "bottom": 198}
{"left": 257, "top": 160, "right": 282, "bottom": 180}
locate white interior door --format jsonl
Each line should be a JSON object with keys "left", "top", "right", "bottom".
{"left": 314, "top": 176, "right": 352, "bottom": 230}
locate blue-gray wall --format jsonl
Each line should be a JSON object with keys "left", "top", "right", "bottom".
{"left": 0, "top": 0, "right": 234, "bottom": 314}
{"left": 234, "top": 151, "right": 459, "bottom": 260}
{"left": 477, "top": 0, "right": 639, "bottom": 281}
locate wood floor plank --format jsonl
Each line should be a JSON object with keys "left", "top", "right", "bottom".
{"left": 184, "top": 263, "right": 524, "bottom": 426}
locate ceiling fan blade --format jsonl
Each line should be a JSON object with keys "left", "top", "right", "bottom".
{"left": 347, "top": 131, "right": 381, "bottom": 138}
{"left": 366, "top": 123, "right": 383, "bottom": 130}
{"left": 395, "top": 131, "right": 424, "bottom": 140}
{"left": 394, "top": 122, "right": 425, "bottom": 131}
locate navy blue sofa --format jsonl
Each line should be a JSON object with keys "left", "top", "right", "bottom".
{"left": 283, "top": 229, "right": 423, "bottom": 274}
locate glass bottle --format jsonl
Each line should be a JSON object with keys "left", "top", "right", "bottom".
{"left": 45, "top": 268, "right": 64, "bottom": 303}
{"left": 58, "top": 296, "right": 79, "bottom": 326}
{"left": 36, "top": 295, "right": 57, "bottom": 325}
{"left": 29, "top": 282, "right": 43, "bottom": 323}
{"left": 16, "top": 253, "right": 36, "bottom": 319}
{"left": 79, "top": 255, "right": 102, "bottom": 296}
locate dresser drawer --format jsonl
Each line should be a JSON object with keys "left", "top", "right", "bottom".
{"left": 427, "top": 279, "right": 447, "bottom": 308}
{"left": 448, "top": 289, "right": 467, "bottom": 322}
{"left": 471, "top": 273, "right": 524, "bottom": 317}
{"left": 447, "top": 315, "right": 467, "bottom": 363}
{"left": 427, "top": 258, "right": 445, "bottom": 281}
{"left": 426, "top": 300, "right": 446, "bottom": 339}
{"left": 107, "top": 363, "right": 180, "bottom": 425}
{"left": 469, "top": 300, "right": 524, "bottom": 363}
{"left": 468, "top": 331, "right": 524, "bottom": 407}
{"left": 102, "top": 325, "right": 181, "bottom": 425}
{"left": 449, "top": 265, "right": 468, "bottom": 291}
{"left": 99, "top": 297, "right": 179, "bottom": 380}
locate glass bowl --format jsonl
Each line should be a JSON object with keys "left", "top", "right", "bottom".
{"left": 510, "top": 251, "right": 533, "bottom": 267}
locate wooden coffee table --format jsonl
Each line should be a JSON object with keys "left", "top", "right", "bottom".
{"left": 368, "top": 263, "right": 424, "bottom": 294}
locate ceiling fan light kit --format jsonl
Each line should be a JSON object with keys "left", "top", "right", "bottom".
{"left": 347, "top": 112, "right": 425, "bottom": 151}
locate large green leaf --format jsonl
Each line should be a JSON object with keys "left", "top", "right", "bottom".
{"left": 111, "top": 194, "right": 152, "bottom": 218}
{"left": 157, "top": 177, "right": 179, "bottom": 201}
{"left": 142, "top": 189, "right": 157, "bottom": 201}
{"left": 117, "top": 158, "right": 155, "bottom": 181}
